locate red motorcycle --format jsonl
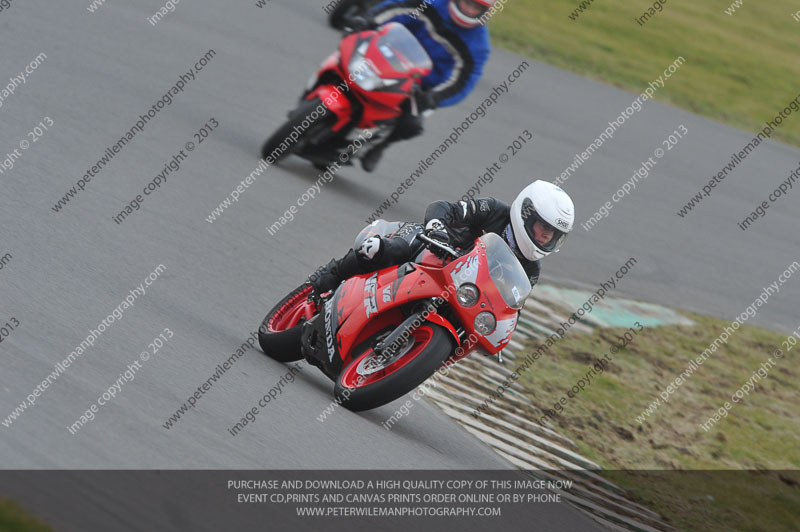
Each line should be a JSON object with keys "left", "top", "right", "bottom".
{"left": 260, "top": 22, "right": 432, "bottom": 168}
{"left": 258, "top": 221, "right": 532, "bottom": 411}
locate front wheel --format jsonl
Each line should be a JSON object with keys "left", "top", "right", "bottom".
{"left": 261, "top": 97, "right": 334, "bottom": 163}
{"left": 259, "top": 283, "right": 318, "bottom": 362}
{"left": 334, "top": 323, "right": 454, "bottom": 411}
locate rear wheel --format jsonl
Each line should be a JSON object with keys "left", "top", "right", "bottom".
{"left": 261, "top": 97, "right": 335, "bottom": 163}
{"left": 258, "top": 283, "right": 318, "bottom": 362}
{"left": 334, "top": 323, "right": 454, "bottom": 411}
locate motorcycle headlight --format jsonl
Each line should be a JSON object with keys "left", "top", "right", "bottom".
{"left": 456, "top": 284, "right": 480, "bottom": 307}
{"left": 349, "top": 57, "right": 382, "bottom": 91}
{"left": 474, "top": 312, "right": 496, "bottom": 335}
{"left": 348, "top": 57, "right": 400, "bottom": 91}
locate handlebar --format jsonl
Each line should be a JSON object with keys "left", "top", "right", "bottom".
{"left": 415, "top": 233, "right": 462, "bottom": 259}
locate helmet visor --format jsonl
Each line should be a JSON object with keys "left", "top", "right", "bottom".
{"left": 521, "top": 199, "right": 568, "bottom": 253}
{"left": 455, "top": 0, "right": 489, "bottom": 18}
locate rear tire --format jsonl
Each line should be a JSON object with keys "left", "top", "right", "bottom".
{"left": 258, "top": 283, "right": 317, "bottom": 362}
{"left": 261, "top": 97, "right": 334, "bottom": 163}
{"left": 334, "top": 324, "right": 454, "bottom": 412}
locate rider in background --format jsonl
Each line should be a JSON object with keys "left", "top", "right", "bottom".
{"left": 354, "top": 0, "right": 497, "bottom": 171}
{"left": 310, "top": 180, "right": 575, "bottom": 297}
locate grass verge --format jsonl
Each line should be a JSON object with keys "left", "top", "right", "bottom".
{"left": 490, "top": 0, "right": 800, "bottom": 147}
{"left": 0, "top": 499, "right": 56, "bottom": 532}
{"left": 517, "top": 313, "right": 799, "bottom": 531}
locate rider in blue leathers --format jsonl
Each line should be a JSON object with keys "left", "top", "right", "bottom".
{"left": 357, "top": 0, "right": 497, "bottom": 171}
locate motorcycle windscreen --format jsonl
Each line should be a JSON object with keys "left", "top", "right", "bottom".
{"left": 353, "top": 220, "right": 404, "bottom": 249}
{"left": 375, "top": 22, "right": 433, "bottom": 74}
{"left": 481, "top": 232, "right": 532, "bottom": 310}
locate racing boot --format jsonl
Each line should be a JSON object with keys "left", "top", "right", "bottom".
{"left": 309, "top": 249, "right": 364, "bottom": 301}
{"left": 360, "top": 144, "right": 386, "bottom": 173}
{"left": 309, "top": 237, "right": 386, "bottom": 300}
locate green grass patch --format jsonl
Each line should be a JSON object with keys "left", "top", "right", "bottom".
{"left": 0, "top": 499, "right": 56, "bottom": 532}
{"left": 490, "top": 0, "right": 800, "bottom": 147}
{"left": 603, "top": 470, "right": 800, "bottom": 532}
{"left": 516, "top": 313, "right": 800, "bottom": 530}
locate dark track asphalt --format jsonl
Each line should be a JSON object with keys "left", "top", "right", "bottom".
{"left": 1, "top": 0, "right": 797, "bottom": 530}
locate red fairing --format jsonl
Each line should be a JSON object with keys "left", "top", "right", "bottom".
{"left": 403, "top": 246, "right": 519, "bottom": 359}
{"left": 331, "top": 265, "right": 446, "bottom": 361}
{"left": 308, "top": 23, "right": 432, "bottom": 131}
{"left": 344, "top": 32, "right": 426, "bottom": 128}
{"left": 327, "top": 236, "right": 524, "bottom": 370}
{"left": 306, "top": 84, "right": 352, "bottom": 132}
{"left": 440, "top": 240, "right": 520, "bottom": 356}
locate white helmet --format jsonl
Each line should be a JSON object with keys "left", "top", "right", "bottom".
{"left": 510, "top": 180, "right": 574, "bottom": 261}
{"left": 448, "top": 0, "right": 496, "bottom": 29}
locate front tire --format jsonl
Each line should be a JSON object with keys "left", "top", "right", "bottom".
{"left": 334, "top": 324, "right": 454, "bottom": 412}
{"left": 259, "top": 283, "right": 318, "bottom": 362}
{"left": 261, "top": 97, "right": 334, "bottom": 163}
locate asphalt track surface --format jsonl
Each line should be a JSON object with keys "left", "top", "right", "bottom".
{"left": 1, "top": 0, "right": 798, "bottom": 530}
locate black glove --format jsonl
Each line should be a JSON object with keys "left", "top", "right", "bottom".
{"left": 424, "top": 219, "right": 451, "bottom": 259}
{"left": 346, "top": 15, "right": 378, "bottom": 32}
{"left": 415, "top": 89, "right": 438, "bottom": 112}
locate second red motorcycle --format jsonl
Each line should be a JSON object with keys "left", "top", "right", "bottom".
{"left": 260, "top": 23, "right": 432, "bottom": 169}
